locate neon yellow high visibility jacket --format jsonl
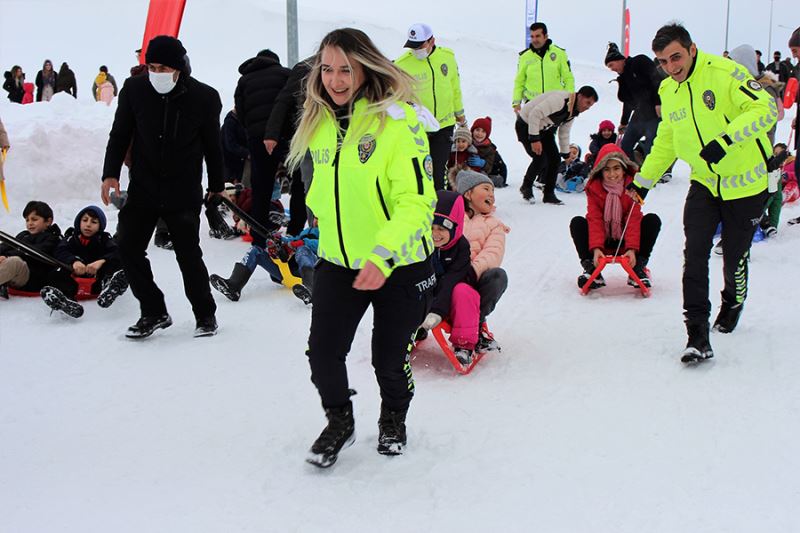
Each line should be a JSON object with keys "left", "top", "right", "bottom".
{"left": 636, "top": 49, "right": 778, "bottom": 200}
{"left": 306, "top": 99, "right": 436, "bottom": 277}
{"left": 513, "top": 41, "right": 575, "bottom": 106}
{"left": 395, "top": 46, "right": 464, "bottom": 129}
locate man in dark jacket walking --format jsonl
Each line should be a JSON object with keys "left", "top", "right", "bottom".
{"left": 263, "top": 55, "right": 314, "bottom": 235}
{"left": 101, "top": 35, "right": 225, "bottom": 339}
{"left": 604, "top": 43, "right": 663, "bottom": 161}
{"left": 234, "top": 49, "right": 290, "bottom": 248}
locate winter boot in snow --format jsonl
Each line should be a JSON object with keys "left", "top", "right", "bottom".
{"left": 0, "top": 284, "right": 8, "bottom": 300}
{"left": 627, "top": 256, "right": 651, "bottom": 288}
{"left": 97, "top": 269, "right": 129, "bottom": 308}
{"left": 292, "top": 266, "right": 314, "bottom": 305}
{"left": 454, "top": 347, "right": 474, "bottom": 365}
{"left": 476, "top": 322, "right": 500, "bottom": 353}
{"left": 577, "top": 259, "right": 605, "bottom": 290}
{"left": 377, "top": 405, "right": 408, "bottom": 456}
{"left": 713, "top": 301, "right": 743, "bottom": 334}
{"left": 681, "top": 321, "right": 714, "bottom": 363}
{"left": 209, "top": 263, "right": 252, "bottom": 302}
{"left": 194, "top": 316, "right": 218, "bottom": 337}
{"left": 306, "top": 402, "right": 355, "bottom": 468}
{"left": 125, "top": 314, "right": 173, "bottom": 339}
{"left": 41, "top": 286, "right": 84, "bottom": 318}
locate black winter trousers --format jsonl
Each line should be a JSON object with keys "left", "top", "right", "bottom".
{"left": 247, "top": 137, "right": 283, "bottom": 247}
{"left": 427, "top": 125, "right": 454, "bottom": 191}
{"left": 682, "top": 183, "right": 768, "bottom": 324}
{"left": 46, "top": 258, "right": 122, "bottom": 298}
{"left": 117, "top": 202, "right": 216, "bottom": 320}
{"left": 307, "top": 259, "right": 434, "bottom": 412}
{"left": 516, "top": 119, "right": 559, "bottom": 195}
{"left": 286, "top": 168, "right": 307, "bottom": 236}
{"left": 569, "top": 214, "right": 662, "bottom": 261}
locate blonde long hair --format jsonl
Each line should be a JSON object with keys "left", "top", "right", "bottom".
{"left": 286, "top": 28, "right": 418, "bottom": 170}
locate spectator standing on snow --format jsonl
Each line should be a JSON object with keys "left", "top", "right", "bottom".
{"left": 3, "top": 66, "right": 25, "bottom": 103}
{"left": 766, "top": 51, "right": 790, "bottom": 84}
{"left": 627, "top": 24, "right": 777, "bottom": 363}
{"left": 92, "top": 66, "right": 118, "bottom": 99}
{"left": 513, "top": 22, "right": 575, "bottom": 112}
{"left": 396, "top": 23, "right": 466, "bottom": 191}
{"left": 35, "top": 59, "right": 57, "bottom": 102}
{"left": 234, "top": 49, "right": 291, "bottom": 248}
{"left": 286, "top": 28, "right": 437, "bottom": 468}
{"left": 100, "top": 35, "right": 225, "bottom": 339}
{"left": 55, "top": 62, "right": 77, "bottom": 98}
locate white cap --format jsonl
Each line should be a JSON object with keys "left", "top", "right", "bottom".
{"left": 405, "top": 23, "right": 433, "bottom": 49}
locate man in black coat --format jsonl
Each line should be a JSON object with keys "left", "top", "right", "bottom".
{"left": 220, "top": 109, "right": 249, "bottom": 184}
{"left": 604, "top": 43, "right": 662, "bottom": 161}
{"left": 234, "top": 49, "right": 290, "bottom": 248}
{"left": 263, "top": 55, "right": 315, "bottom": 235}
{"left": 101, "top": 35, "right": 225, "bottom": 339}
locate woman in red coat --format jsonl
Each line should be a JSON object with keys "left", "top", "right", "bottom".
{"left": 569, "top": 143, "right": 661, "bottom": 290}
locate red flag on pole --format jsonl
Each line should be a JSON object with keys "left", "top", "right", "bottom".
{"left": 623, "top": 8, "right": 631, "bottom": 56}
{"left": 140, "top": 0, "right": 187, "bottom": 64}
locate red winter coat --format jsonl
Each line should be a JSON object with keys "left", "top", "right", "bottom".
{"left": 585, "top": 144, "right": 643, "bottom": 252}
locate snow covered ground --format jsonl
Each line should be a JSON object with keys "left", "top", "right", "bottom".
{"left": 2, "top": 2, "right": 800, "bottom": 532}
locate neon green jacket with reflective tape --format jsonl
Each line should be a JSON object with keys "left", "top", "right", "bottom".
{"left": 306, "top": 99, "right": 436, "bottom": 277}
{"left": 636, "top": 49, "right": 777, "bottom": 200}
{"left": 395, "top": 46, "right": 464, "bottom": 128}
{"left": 512, "top": 41, "right": 575, "bottom": 106}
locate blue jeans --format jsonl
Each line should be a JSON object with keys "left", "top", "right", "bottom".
{"left": 239, "top": 245, "right": 282, "bottom": 281}
{"left": 293, "top": 246, "right": 317, "bottom": 271}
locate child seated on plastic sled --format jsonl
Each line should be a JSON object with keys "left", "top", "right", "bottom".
{"left": 425, "top": 170, "right": 509, "bottom": 364}
{"left": 0, "top": 201, "right": 62, "bottom": 299}
{"left": 210, "top": 224, "right": 318, "bottom": 305}
{"left": 470, "top": 116, "right": 508, "bottom": 188}
{"left": 556, "top": 143, "right": 589, "bottom": 193}
{"left": 447, "top": 126, "right": 484, "bottom": 191}
{"left": 41, "top": 205, "right": 128, "bottom": 318}
{"left": 569, "top": 144, "right": 661, "bottom": 290}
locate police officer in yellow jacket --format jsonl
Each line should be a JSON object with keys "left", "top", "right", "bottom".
{"left": 286, "top": 28, "right": 437, "bottom": 468}
{"left": 396, "top": 23, "right": 465, "bottom": 190}
{"left": 628, "top": 24, "right": 777, "bottom": 363}
{"left": 512, "top": 22, "right": 575, "bottom": 112}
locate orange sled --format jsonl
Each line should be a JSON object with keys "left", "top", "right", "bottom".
{"left": 8, "top": 276, "right": 97, "bottom": 300}
{"left": 579, "top": 255, "right": 651, "bottom": 297}
{"left": 414, "top": 320, "right": 495, "bottom": 375}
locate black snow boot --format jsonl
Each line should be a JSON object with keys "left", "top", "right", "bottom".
{"left": 97, "top": 269, "right": 129, "bottom": 308}
{"left": 41, "top": 286, "right": 84, "bottom": 318}
{"left": 578, "top": 259, "right": 605, "bottom": 290}
{"left": 0, "top": 284, "right": 8, "bottom": 300}
{"left": 291, "top": 265, "right": 314, "bottom": 305}
{"left": 377, "top": 405, "right": 408, "bottom": 456}
{"left": 681, "top": 321, "right": 714, "bottom": 364}
{"left": 713, "top": 301, "right": 743, "bottom": 334}
{"left": 125, "top": 314, "right": 173, "bottom": 339}
{"left": 627, "top": 256, "right": 651, "bottom": 288}
{"left": 306, "top": 402, "right": 356, "bottom": 468}
{"left": 209, "top": 263, "right": 252, "bottom": 302}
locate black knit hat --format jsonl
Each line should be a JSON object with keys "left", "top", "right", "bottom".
{"left": 145, "top": 35, "right": 187, "bottom": 71}
{"left": 605, "top": 42, "right": 625, "bottom": 65}
{"left": 790, "top": 27, "right": 800, "bottom": 48}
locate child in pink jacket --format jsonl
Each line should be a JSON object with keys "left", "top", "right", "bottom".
{"left": 450, "top": 169, "right": 510, "bottom": 361}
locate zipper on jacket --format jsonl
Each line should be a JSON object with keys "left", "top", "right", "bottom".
{"left": 426, "top": 57, "right": 437, "bottom": 118}
{"left": 376, "top": 177, "right": 390, "bottom": 220}
{"left": 332, "top": 142, "right": 350, "bottom": 269}
{"left": 687, "top": 81, "right": 722, "bottom": 195}
{"left": 540, "top": 59, "right": 545, "bottom": 94}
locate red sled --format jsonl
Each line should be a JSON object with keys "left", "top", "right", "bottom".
{"left": 579, "top": 255, "right": 651, "bottom": 297}
{"left": 414, "top": 320, "right": 494, "bottom": 375}
{"left": 8, "top": 276, "right": 97, "bottom": 300}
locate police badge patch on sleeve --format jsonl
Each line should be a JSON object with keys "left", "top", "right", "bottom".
{"left": 550, "top": 52, "right": 557, "bottom": 61}
{"left": 423, "top": 155, "right": 434, "bottom": 180}
{"left": 441, "top": 63, "right": 448, "bottom": 76}
{"left": 358, "top": 134, "right": 376, "bottom": 163}
{"left": 703, "top": 90, "right": 716, "bottom": 110}
{"left": 746, "top": 79, "right": 763, "bottom": 91}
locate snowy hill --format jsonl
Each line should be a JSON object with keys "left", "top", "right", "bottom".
{"left": 2, "top": 2, "right": 800, "bottom": 532}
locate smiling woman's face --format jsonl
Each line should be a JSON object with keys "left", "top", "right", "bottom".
{"left": 320, "top": 45, "right": 364, "bottom": 107}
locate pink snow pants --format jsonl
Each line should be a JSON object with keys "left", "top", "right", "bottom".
{"left": 448, "top": 282, "right": 480, "bottom": 350}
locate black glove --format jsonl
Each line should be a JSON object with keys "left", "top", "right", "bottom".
{"left": 699, "top": 139, "right": 726, "bottom": 165}
{"left": 626, "top": 181, "right": 648, "bottom": 203}
{"left": 204, "top": 191, "right": 223, "bottom": 208}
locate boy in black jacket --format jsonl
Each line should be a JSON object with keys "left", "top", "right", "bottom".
{"left": 41, "top": 205, "right": 128, "bottom": 318}
{"left": 0, "top": 201, "right": 61, "bottom": 299}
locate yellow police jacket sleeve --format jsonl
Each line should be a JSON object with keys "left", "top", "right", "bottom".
{"left": 513, "top": 56, "right": 527, "bottom": 106}
{"left": 638, "top": 117, "right": 677, "bottom": 188}
{"left": 368, "top": 122, "right": 435, "bottom": 277}
{"left": 722, "top": 74, "right": 777, "bottom": 147}
{"left": 561, "top": 54, "right": 575, "bottom": 93}
{"left": 450, "top": 56, "right": 465, "bottom": 119}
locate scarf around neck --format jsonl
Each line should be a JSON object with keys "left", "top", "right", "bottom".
{"left": 602, "top": 179, "right": 624, "bottom": 240}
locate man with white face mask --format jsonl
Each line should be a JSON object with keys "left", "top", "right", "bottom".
{"left": 396, "top": 23, "right": 465, "bottom": 190}
{"left": 100, "top": 35, "right": 225, "bottom": 339}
